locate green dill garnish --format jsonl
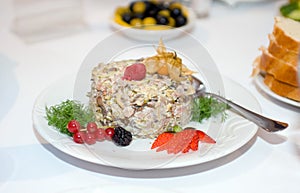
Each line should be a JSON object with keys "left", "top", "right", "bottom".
{"left": 45, "top": 100, "right": 94, "bottom": 136}
{"left": 192, "top": 96, "right": 228, "bottom": 123}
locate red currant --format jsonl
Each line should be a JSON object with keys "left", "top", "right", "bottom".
{"left": 95, "top": 128, "right": 106, "bottom": 142}
{"left": 67, "top": 120, "right": 81, "bottom": 133}
{"left": 105, "top": 128, "right": 115, "bottom": 140}
{"left": 73, "top": 132, "right": 84, "bottom": 144}
{"left": 87, "top": 122, "right": 97, "bottom": 133}
{"left": 83, "top": 132, "right": 96, "bottom": 145}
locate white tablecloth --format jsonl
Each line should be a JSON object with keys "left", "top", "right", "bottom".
{"left": 0, "top": 0, "right": 299, "bottom": 192}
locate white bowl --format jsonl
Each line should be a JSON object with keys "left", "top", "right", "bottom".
{"left": 110, "top": 9, "right": 196, "bottom": 42}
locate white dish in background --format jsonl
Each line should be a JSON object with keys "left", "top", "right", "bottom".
{"left": 32, "top": 74, "right": 259, "bottom": 170}
{"left": 109, "top": 9, "right": 196, "bottom": 42}
{"left": 254, "top": 74, "right": 300, "bottom": 108}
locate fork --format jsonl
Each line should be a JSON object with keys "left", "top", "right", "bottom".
{"left": 193, "top": 78, "right": 288, "bottom": 132}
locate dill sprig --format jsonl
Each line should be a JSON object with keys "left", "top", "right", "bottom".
{"left": 45, "top": 100, "right": 94, "bottom": 136}
{"left": 192, "top": 96, "right": 228, "bottom": 123}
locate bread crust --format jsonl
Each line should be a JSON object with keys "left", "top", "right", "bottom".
{"left": 273, "top": 17, "right": 300, "bottom": 52}
{"left": 259, "top": 47, "right": 298, "bottom": 87}
{"left": 267, "top": 34, "right": 298, "bottom": 65}
{"left": 264, "top": 74, "right": 300, "bottom": 102}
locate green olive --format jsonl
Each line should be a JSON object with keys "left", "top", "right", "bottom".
{"left": 132, "top": 1, "right": 146, "bottom": 13}
{"left": 143, "top": 17, "right": 157, "bottom": 25}
{"left": 168, "top": 17, "right": 175, "bottom": 27}
{"left": 158, "top": 9, "right": 171, "bottom": 17}
{"left": 130, "top": 18, "right": 143, "bottom": 27}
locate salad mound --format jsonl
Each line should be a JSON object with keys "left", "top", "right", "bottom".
{"left": 89, "top": 40, "right": 195, "bottom": 138}
{"left": 45, "top": 40, "right": 227, "bottom": 151}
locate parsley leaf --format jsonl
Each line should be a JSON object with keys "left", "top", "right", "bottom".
{"left": 191, "top": 96, "right": 228, "bottom": 123}
{"left": 45, "top": 100, "right": 94, "bottom": 136}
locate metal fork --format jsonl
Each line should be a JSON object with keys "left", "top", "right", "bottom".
{"left": 192, "top": 78, "right": 288, "bottom": 132}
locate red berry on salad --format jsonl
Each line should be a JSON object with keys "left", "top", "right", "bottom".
{"left": 105, "top": 127, "right": 115, "bottom": 140}
{"left": 73, "top": 132, "right": 84, "bottom": 144}
{"left": 87, "top": 122, "right": 98, "bottom": 133}
{"left": 95, "top": 128, "right": 106, "bottom": 142}
{"left": 122, "top": 63, "right": 146, "bottom": 81}
{"left": 67, "top": 120, "right": 81, "bottom": 133}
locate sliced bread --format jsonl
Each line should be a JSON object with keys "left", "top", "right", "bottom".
{"left": 263, "top": 74, "right": 300, "bottom": 102}
{"left": 267, "top": 34, "right": 299, "bottom": 64}
{"left": 272, "top": 16, "right": 300, "bottom": 52}
{"left": 257, "top": 46, "right": 298, "bottom": 87}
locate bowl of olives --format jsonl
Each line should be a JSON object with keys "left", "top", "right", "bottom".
{"left": 111, "top": 1, "right": 196, "bottom": 41}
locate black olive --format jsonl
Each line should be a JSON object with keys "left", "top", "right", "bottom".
{"left": 156, "top": 15, "right": 169, "bottom": 25}
{"left": 146, "top": 6, "right": 159, "bottom": 17}
{"left": 122, "top": 12, "right": 132, "bottom": 24}
{"left": 134, "top": 12, "right": 145, "bottom": 19}
{"left": 129, "top": 1, "right": 136, "bottom": 12}
{"left": 175, "top": 15, "right": 187, "bottom": 27}
{"left": 144, "top": 1, "right": 156, "bottom": 13}
{"left": 170, "top": 7, "right": 182, "bottom": 18}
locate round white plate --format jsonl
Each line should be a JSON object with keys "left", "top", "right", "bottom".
{"left": 32, "top": 74, "right": 259, "bottom": 170}
{"left": 110, "top": 9, "right": 196, "bottom": 42}
{"left": 254, "top": 74, "right": 300, "bottom": 108}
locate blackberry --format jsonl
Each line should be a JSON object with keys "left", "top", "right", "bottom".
{"left": 112, "top": 126, "right": 132, "bottom": 146}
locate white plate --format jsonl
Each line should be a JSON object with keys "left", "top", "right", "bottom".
{"left": 254, "top": 74, "right": 300, "bottom": 108}
{"left": 110, "top": 9, "right": 196, "bottom": 42}
{"left": 33, "top": 32, "right": 259, "bottom": 169}
{"left": 32, "top": 74, "right": 259, "bottom": 170}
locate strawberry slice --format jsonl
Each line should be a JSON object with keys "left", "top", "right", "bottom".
{"left": 182, "top": 133, "right": 199, "bottom": 153}
{"left": 151, "top": 129, "right": 216, "bottom": 154}
{"left": 156, "top": 129, "right": 197, "bottom": 154}
{"left": 151, "top": 132, "right": 174, "bottom": 149}
{"left": 196, "top": 130, "right": 216, "bottom": 144}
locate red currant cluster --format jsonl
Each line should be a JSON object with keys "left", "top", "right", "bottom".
{"left": 67, "top": 120, "right": 115, "bottom": 145}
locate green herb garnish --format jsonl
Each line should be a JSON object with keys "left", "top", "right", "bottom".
{"left": 45, "top": 100, "right": 94, "bottom": 136}
{"left": 192, "top": 96, "right": 228, "bottom": 123}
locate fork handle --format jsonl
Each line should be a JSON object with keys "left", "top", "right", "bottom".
{"left": 205, "top": 93, "right": 288, "bottom": 132}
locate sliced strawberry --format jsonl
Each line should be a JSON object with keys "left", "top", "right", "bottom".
{"left": 151, "top": 132, "right": 174, "bottom": 149}
{"left": 182, "top": 146, "right": 190, "bottom": 153}
{"left": 182, "top": 132, "right": 199, "bottom": 153}
{"left": 157, "top": 129, "right": 197, "bottom": 154}
{"left": 188, "top": 133, "right": 200, "bottom": 151}
{"left": 196, "top": 130, "right": 216, "bottom": 144}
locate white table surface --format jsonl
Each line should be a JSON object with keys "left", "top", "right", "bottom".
{"left": 1, "top": 0, "right": 300, "bottom": 192}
